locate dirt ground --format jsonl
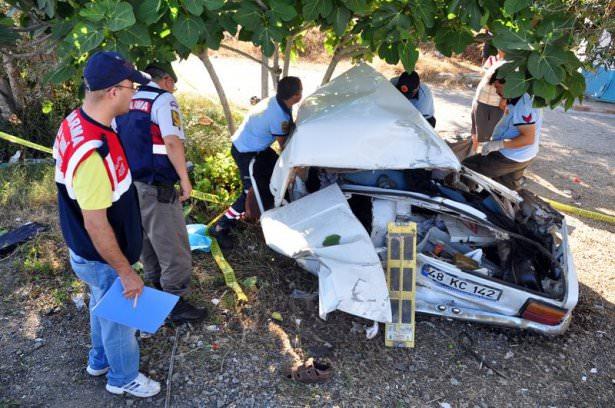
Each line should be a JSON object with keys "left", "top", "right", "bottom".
{"left": 1, "top": 57, "right": 614, "bottom": 407}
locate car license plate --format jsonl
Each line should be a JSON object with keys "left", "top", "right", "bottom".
{"left": 421, "top": 265, "right": 502, "bottom": 301}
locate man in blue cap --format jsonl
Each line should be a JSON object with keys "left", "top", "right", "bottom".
{"left": 115, "top": 63, "right": 207, "bottom": 323}
{"left": 391, "top": 71, "right": 436, "bottom": 127}
{"left": 53, "top": 51, "right": 160, "bottom": 398}
{"left": 462, "top": 70, "right": 543, "bottom": 189}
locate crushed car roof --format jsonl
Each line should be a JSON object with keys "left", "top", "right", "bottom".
{"left": 270, "top": 63, "right": 461, "bottom": 206}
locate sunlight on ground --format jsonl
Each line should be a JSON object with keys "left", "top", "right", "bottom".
{"left": 526, "top": 172, "right": 573, "bottom": 198}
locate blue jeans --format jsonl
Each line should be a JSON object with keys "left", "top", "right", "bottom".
{"left": 69, "top": 250, "right": 139, "bottom": 387}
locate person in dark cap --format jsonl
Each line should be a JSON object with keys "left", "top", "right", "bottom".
{"left": 391, "top": 71, "right": 436, "bottom": 127}
{"left": 115, "top": 62, "right": 208, "bottom": 323}
{"left": 53, "top": 51, "right": 161, "bottom": 397}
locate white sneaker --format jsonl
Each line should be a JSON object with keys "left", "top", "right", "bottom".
{"left": 106, "top": 373, "right": 161, "bottom": 398}
{"left": 86, "top": 365, "right": 109, "bottom": 376}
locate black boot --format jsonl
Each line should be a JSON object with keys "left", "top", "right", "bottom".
{"left": 169, "top": 298, "right": 208, "bottom": 323}
{"left": 208, "top": 225, "right": 234, "bottom": 250}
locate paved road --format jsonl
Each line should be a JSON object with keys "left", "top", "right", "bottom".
{"left": 174, "top": 55, "right": 615, "bottom": 216}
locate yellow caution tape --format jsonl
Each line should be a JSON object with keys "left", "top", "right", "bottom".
{"left": 208, "top": 232, "right": 248, "bottom": 303}
{"left": 0, "top": 131, "right": 53, "bottom": 154}
{"left": 542, "top": 197, "right": 615, "bottom": 225}
{"left": 190, "top": 189, "right": 228, "bottom": 205}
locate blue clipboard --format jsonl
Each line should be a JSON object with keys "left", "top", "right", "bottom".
{"left": 92, "top": 278, "right": 179, "bottom": 333}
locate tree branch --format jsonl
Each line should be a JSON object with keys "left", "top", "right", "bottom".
{"left": 219, "top": 44, "right": 275, "bottom": 72}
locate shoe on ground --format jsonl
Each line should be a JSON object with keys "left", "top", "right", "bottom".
{"left": 208, "top": 226, "right": 234, "bottom": 250}
{"left": 105, "top": 373, "right": 161, "bottom": 398}
{"left": 169, "top": 298, "right": 208, "bottom": 323}
{"left": 86, "top": 365, "right": 109, "bottom": 376}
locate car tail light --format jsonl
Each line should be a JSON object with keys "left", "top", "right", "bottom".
{"left": 520, "top": 300, "right": 567, "bottom": 325}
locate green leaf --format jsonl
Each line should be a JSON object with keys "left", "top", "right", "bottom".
{"left": 378, "top": 42, "right": 398, "bottom": 64}
{"left": 330, "top": 6, "right": 351, "bottom": 36}
{"left": 532, "top": 79, "right": 556, "bottom": 101}
{"left": 434, "top": 27, "right": 472, "bottom": 56}
{"left": 502, "top": 71, "right": 529, "bottom": 98}
{"left": 234, "top": 3, "right": 262, "bottom": 31}
{"left": 41, "top": 100, "right": 53, "bottom": 114}
{"left": 504, "top": 0, "right": 531, "bottom": 15}
{"left": 342, "top": 0, "right": 368, "bottom": 14}
{"left": 413, "top": 0, "right": 435, "bottom": 28}
{"left": 108, "top": 2, "right": 136, "bottom": 32}
{"left": 45, "top": 62, "right": 76, "bottom": 84}
{"left": 117, "top": 23, "right": 152, "bottom": 46}
{"left": 79, "top": 2, "right": 107, "bottom": 22}
{"left": 527, "top": 51, "right": 565, "bottom": 85}
{"left": 172, "top": 14, "right": 205, "bottom": 49}
{"left": 303, "top": 0, "right": 334, "bottom": 20}
{"left": 271, "top": 311, "right": 283, "bottom": 321}
{"left": 37, "top": 0, "right": 56, "bottom": 18}
{"left": 0, "top": 25, "right": 19, "bottom": 46}
{"left": 463, "top": 0, "right": 482, "bottom": 31}
{"left": 204, "top": 0, "right": 225, "bottom": 10}
{"left": 136, "top": 0, "right": 163, "bottom": 25}
{"left": 70, "top": 22, "right": 104, "bottom": 52}
{"left": 202, "top": 21, "right": 222, "bottom": 49}
{"left": 270, "top": 0, "right": 298, "bottom": 22}
{"left": 566, "top": 71, "right": 586, "bottom": 96}
{"left": 252, "top": 26, "right": 281, "bottom": 57}
{"left": 492, "top": 28, "right": 533, "bottom": 51}
{"left": 182, "top": 0, "right": 203, "bottom": 16}
{"left": 322, "top": 234, "right": 341, "bottom": 247}
{"left": 399, "top": 44, "right": 419, "bottom": 73}
{"left": 219, "top": 14, "right": 238, "bottom": 36}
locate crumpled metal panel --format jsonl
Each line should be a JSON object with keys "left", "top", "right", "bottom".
{"left": 270, "top": 63, "right": 461, "bottom": 206}
{"left": 261, "top": 184, "right": 392, "bottom": 323}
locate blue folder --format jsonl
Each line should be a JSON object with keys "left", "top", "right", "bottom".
{"left": 92, "top": 278, "right": 179, "bottom": 333}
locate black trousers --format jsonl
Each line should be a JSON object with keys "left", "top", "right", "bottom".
{"left": 462, "top": 151, "right": 531, "bottom": 190}
{"left": 218, "top": 145, "right": 278, "bottom": 228}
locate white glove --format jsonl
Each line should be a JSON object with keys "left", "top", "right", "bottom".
{"left": 480, "top": 140, "right": 504, "bottom": 156}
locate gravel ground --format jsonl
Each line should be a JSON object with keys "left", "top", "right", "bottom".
{"left": 1, "top": 59, "right": 614, "bottom": 407}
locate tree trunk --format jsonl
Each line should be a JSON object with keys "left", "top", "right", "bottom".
{"left": 198, "top": 49, "right": 236, "bottom": 135}
{"left": 321, "top": 53, "right": 341, "bottom": 86}
{"left": 0, "top": 76, "right": 17, "bottom": 119}
{"left": 261, "top": 52, "right": 269, "bottom": 99}
{"left": 2, "top": 54, "right": 24, "bottom": 113}
{"left": 282, "top": 37, "right": 292, "bottom": 78}
{"left": 270, "top": 46, "right": 280, "bottom": 90}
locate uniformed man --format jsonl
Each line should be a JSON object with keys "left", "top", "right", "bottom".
{"left": 115, "top": 63, "right": 206, "bottom": 322}
{"left": 54, "top": 51, "right": 160, "bottom": 397}
{"left": 462, "top": 70, "right": 543, "bottom": 189}
{"left": 210, "top": 76, "right": 303, "bottom": 248}
{"left": 391, "top": 71, "right": 436, "bottom": 127}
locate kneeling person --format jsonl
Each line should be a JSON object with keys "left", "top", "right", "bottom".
{"left": 210, "top": 76, "right": 303, "bottom": 248}
{"left": 115, "top": 63, "right": 206, "bottom": 322}
{"left": 462, "top": 71, "right": 543, "bottom": 190}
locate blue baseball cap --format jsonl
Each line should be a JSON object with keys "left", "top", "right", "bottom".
{"left": 83, "top": 51, "right": 150, "bottom": 91}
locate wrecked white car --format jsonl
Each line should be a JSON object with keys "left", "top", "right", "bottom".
{"left": 260, "top": 64, "right": 578, "bottom": 336}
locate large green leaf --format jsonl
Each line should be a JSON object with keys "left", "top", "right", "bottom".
{"left": 532, "top": 79, "right": 556, "bottom": 101}
{"left": 378, "top": 42, "right": 398, "bottom": 64}
{"left": 566, "top": 71, "right": 586, "bottom": 96}
{"left": 202, "top": 21, "right": 222, "bottom": 49}
{"left": 527, "top": 50, "right": 565, "bottom": 85}
{"left": 330, "top": 6, "right": 351, "bottom": 36}
{"left": 108, "top": 2, "right": 136, "bottom": 32}
{"left": 413, "top": 0, "right": 435, "bottom": 28}
{"left": 70, "top": 22, "right": 104, "bottom": 52}
{"left": 342, "top": 0, "right": 369, "bottom": 14}
{"left": 270, "top": 0, "right": 298, "bottom": 22}
{"left": 79, "top": 2, "right": 107, "bottom": 22}
{"left": 0, "top": 25, "right": 19, "bottom": 46}
{"left": 118, "top": 23, "right": 152, "bottom": 46}
{"left": 303, "top": 0, "right": 334, "bottom": 21}
{"left": 182, "top": 0, "right": 203, "bottom": 16}
{"left": 252, "top": 26, "right": 281, "bottom": 57}
{"left": 172, "top": 14, "right": 205, "bottom": 49}
{"left": 463, "top": 0, "right": 482, "bottom": 31}
{"left": 492, "top": 28, "right": 533, "bottom": 51}
{"left": 502, "top": 71, "right": 529, "bottom": 98}
{"left": 204, "top": 0, "right": 225, "bottom": 10}
{"left": 234, "top": 3, "right": 262, "bottom": 31}
{"left": 136, "top": 0, "right": 163, "bottom": 25}
{"left": 504, "top": 0, "right": 531, "bottom": 15}
{"left": 218, "top": 14, "right": 238, "bottom": 36}
{"left": 45, "top": 62, "right": 76, "bottom": 84}
{"left": 37, "top": 0, "right": 56, "bottom": 18}
{"left": 434, "top": 27, "right": 472, "bottom": 56}
{"left": 399, "top": 44, "right": 419, "bottom": 73}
